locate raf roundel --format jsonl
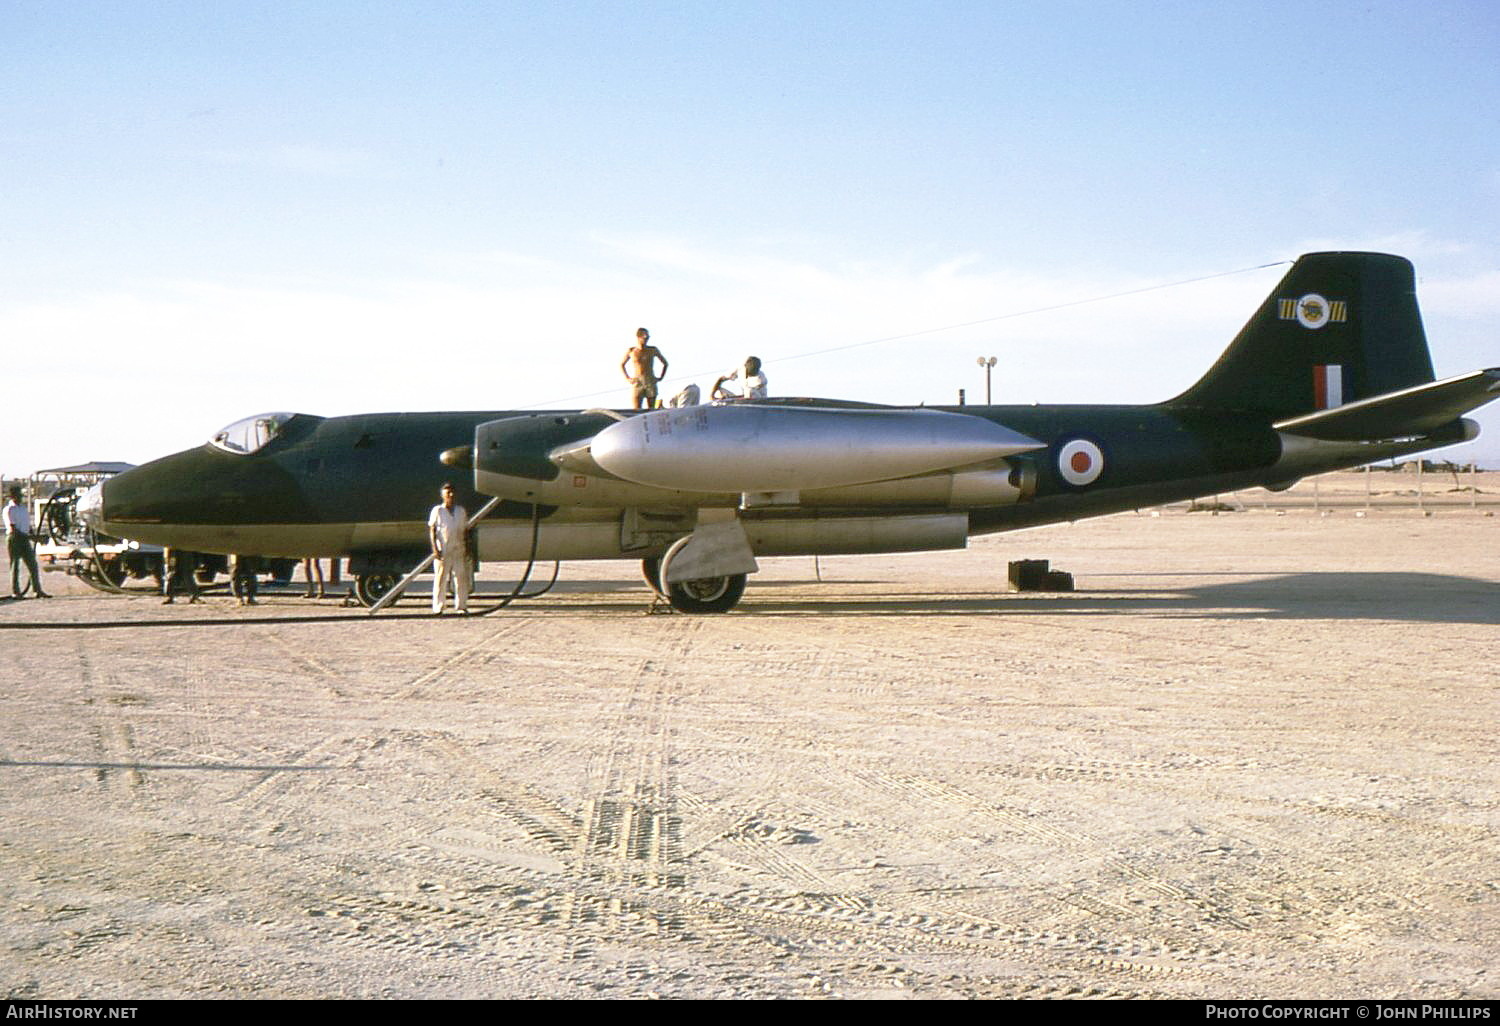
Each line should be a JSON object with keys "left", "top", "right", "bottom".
{"left": 1057, "top": 439, "right": 1105, "bottom": 487}
{"left": 1296, "top": 293, "right": 1330, "bottom": 330}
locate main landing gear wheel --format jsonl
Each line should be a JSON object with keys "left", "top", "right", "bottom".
{"left": 353, "top": 573, "right": 398, "bottom": 608}
{"left": 664, "top": 572, "right": 746, "bottom": 614}
{"left": 656, "top": 536, "right": 747, "bottom": 614}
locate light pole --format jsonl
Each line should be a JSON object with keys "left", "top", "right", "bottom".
{"left": 976, "top": 356, "right": 996, "bottom": 405}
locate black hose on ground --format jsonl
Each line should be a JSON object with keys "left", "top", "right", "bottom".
{"left": 472, "top": 503, "right": 558, "bottom": 616}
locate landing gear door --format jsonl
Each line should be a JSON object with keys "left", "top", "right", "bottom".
{"left": 620, "top": 507, "right": 695, "bottom": 553}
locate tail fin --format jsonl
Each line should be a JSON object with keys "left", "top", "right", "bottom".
{"left": 1166, "top": 252, "right": 1436, "bottom": 418}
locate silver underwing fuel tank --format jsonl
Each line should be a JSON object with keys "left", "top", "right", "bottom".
{"left": 588, "top": 402, "right": 1044, "bottom": 493}
{"left": 471, "top": 402, "right": 1043, "bottom": 512}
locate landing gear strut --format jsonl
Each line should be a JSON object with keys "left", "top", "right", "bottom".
{"left": 641, "top": 557, "right": 667, "bottom": 600}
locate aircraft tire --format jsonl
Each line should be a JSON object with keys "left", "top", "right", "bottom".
{"left": 353, "top": 573, "right": 398, "bottom": 608}
{"left": 665, "top": 573, "right": 746, "bottom": 614}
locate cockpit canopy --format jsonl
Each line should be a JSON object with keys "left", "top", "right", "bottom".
{"left": 209, "top": 412, "right": 298, "bottom": 454}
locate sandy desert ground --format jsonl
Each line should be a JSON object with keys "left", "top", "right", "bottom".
{"left": 1, "top": 474, "right": 1496, "bottom": 999}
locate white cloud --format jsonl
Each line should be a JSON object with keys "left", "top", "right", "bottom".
{"left": 3, "top": 239, "right": 1496, "bottom": 473}
{"left": 1421, "top": 270, "right": 1500, "bottom": 320}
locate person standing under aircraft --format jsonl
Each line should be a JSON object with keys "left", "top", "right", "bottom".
{"left": 428, "top": 482, "right": 470, "bottom": 614}
{"left": 5, "top": 487, "right": 48, "bottom": 598}
{"left": 621, "top": 328, "right": 669, "bottom": 409}
{"left": 230, "top": 554, "right": 259, "bottom": 606}
{"left": 161, "top": 548, "right": 201, "bottom": 604}
{"left": 712, "top": 356, "right": 768, "bottom": 400}
{"left": 302, "top": 558, "right": 325, "bottom": 599}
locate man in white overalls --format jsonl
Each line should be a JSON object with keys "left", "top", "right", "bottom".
{"left": 427, "top": 482, "right": 470, "bottom": 614}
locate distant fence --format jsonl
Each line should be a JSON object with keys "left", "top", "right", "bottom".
{"left": 1167, "top": 463, "right": 1499, "bottom": 515}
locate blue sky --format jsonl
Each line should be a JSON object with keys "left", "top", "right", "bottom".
{"left": 3, "top": 0, "right": 1497, "bottom": 473}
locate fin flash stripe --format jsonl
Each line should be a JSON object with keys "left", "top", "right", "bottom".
{"left": 1313, "top": 364, "right": 1344, "bottom": 409}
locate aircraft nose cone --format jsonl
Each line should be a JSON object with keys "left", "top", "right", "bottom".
{"left": 76, "top": 482, "right": 104, "bottom": 532}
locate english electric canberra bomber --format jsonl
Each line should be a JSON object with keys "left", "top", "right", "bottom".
{"left": 84, "top": 252, "right": 1500, "bottom": 612}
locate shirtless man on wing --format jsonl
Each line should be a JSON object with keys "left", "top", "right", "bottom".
{"left": 621, "top": 327, "right": 669, "bottom": 410}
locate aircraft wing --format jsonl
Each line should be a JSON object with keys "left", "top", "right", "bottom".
{"left": 1273, "top": 368, "right": 1500, "bottom": 441}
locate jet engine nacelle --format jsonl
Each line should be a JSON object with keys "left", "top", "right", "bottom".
{"left": 473, "top": 411, "right": 734, "bottom": 509}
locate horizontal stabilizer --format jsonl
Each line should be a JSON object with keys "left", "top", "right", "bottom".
{"left": 1273, "top": 368, "right": 1500, "bottom": 441}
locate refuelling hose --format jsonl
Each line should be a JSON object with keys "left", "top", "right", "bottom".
{"left": 472, "top": 502, "right": 559, "bottom": 616}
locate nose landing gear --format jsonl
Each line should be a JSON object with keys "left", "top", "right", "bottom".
{"left": 353, "top": 573, "right": 399, "bottom": 608}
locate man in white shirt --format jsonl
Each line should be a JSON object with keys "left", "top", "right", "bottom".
{"left": 712, "top": 356, "right": 768, "bottom": 400}
{"left": 427, "top": 482, "right": 470, "bottom": 614}
{"left": 5, "top": 487, "right": 49, "bottom": 598}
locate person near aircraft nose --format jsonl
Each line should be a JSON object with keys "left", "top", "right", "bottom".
{"left": 621, "top": 327, "right": 669, "bottom": 410}
{"left": 161, "top": 547, "right": 201, "bottom": 604}
{"left": 428, "top": 482, "right": 470, "bottom": 614}
{"left": 712, "top": 356, "right": 768, "bottom": 400}
{"left": 5, "top": 487, "right": 49, "bottom": 598}
{"left": 231, "top": 554, "right": 260, "bottom": 606}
